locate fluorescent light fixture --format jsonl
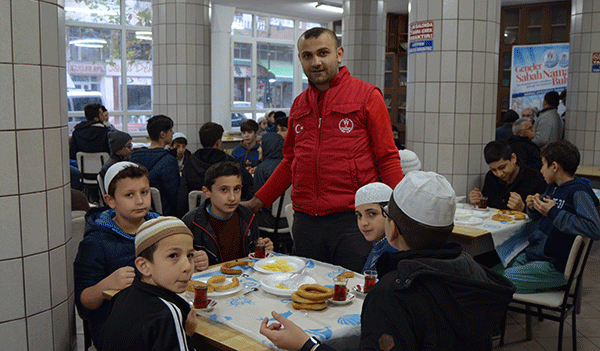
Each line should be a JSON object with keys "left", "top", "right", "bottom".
{"left": 69, "top": 39, "right": 108, "bottom": 48}
{"left": 64, "top": 7, "right": 118, "bottom": 16}
{"left": 315, "top": 2, "right": 343, "bottom": 13}
{"left": 135, "top": 31, "right": 152, "bottom": 41}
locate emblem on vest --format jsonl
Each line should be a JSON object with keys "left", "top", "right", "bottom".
{"left": 339, "top": 118, "right": 354, "bottom": 133}
{"left": 295, "top": 124, "right": 304, "bottom": 134}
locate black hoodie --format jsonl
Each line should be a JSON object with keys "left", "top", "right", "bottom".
{"left": 176, "top": 148, "right": 254, "bottom": 218}
{"left": 69, "top": 120, "right": 110, "bottom": 160}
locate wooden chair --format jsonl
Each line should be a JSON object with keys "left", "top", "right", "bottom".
{"left": 500, "top": 236, "right": 594, "bottom": 351}
{"left": 150, "top": 187, "right": 162, "bottom": 214}
{"left": 76, "top": 152, "right": 109, "bottom": 202}
{"left": 188, "top": 190, "right": 206, "bottom": 213}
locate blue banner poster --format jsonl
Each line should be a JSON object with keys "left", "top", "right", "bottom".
{"left": 510, "top": 43, "right": 569, "bottom": 116}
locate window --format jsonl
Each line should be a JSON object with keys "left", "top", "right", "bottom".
{"left": 66, "top": 0, "right": 152, "bottom": 134}
{"left": 229, "top": 12, "right": 322, "bottom": 129}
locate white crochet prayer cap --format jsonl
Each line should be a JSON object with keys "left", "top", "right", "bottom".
{"left": 172, "top": 132, "right": 187, "bottom": 141}
{"left": 399, "top": 149, "right": 422, "bottom": 174}
{"left": 104, "top": 161, "right": 140, "bottom": 193}
{"left": 135, "top": 216, "right": 193, "bottom": 256}
{"left": 390, "top": 171, "right": 456, "bottom": 227}
{"left": 355, "top": 182, "right": 393, "bottom": 207}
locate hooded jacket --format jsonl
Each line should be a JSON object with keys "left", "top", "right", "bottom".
{"left": 356, "top": 243, "right": 516, "bottom": 351}
{"left": 130, "top": 147, "right": 180, "bottom": 216}
{"left": 181, "top": 200, "right": 259, "bottom": 265}
{"left": 482, "top": 163, "right": 547, "bottom": 210}
{"left": 69, "top": 120, "right": 111, "bottom": 160}
{"left": 232, "top": 141, "right": 261, "bottom": 168}
{"left": 253, "top": 133, "right": 284, "bottom": 194}
{"left": 507, "top": 134, "right": 542, "bottom": 171}
{"left": 74, "top": 207, "right": 160, "bottom": 347}
{"left": 176, "top": 148, "right": 254, "bottom": 218}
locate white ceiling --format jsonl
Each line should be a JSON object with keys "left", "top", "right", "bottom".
{"left": 210, "top": 0, "right": 565, "bottom": 24}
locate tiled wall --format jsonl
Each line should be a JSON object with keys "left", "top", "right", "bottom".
{"left": 405, "top": 0, "right": 500, "bottom": 197}
{"left": 342, "top": 0, "right": 387, "bottom": 90}
{"left": 152, "top": 0, "right": 211, "bottom": 151}
{"left": 0, "top": 0, "right": 74, "bottom": 350}
{"left": 566, "top": 0, "right": 600, "bottom": 166}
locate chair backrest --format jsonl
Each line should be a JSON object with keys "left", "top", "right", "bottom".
{"left": 76, "top": 152, "right": 110, "bottom": 178}
{"left": 285, "top": 203, "right": 294, "bottom": 241}
{"left": 97, "top": 174, "right": 106, "bottom": 199}
{"left": 150, "top": 187, "right": 163, "bottom": 214}
{"left": 564, "top": 236, "right": 591, "bottom": 281}
{"left": 271, "top": 187, "right": 292, "bottom": 218}
{"left": 188, "top": 190, "right": 206, "bottom": 212}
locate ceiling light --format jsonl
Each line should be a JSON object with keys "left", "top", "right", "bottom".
{"left": 64, "top": 7, "right": 118, "bottom": 16}
{"left": 315, "top": 3, "right": 343, "bottom": 13}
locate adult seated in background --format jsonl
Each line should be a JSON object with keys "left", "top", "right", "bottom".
{"left": 232, "top": 119, "right": 261, "bottom": 170}
{"left": 176, "top": 122, "right": 254, "bottom": 218}
{"left": 253, "top": 133, "right": 286, "bottom": 237}
{"left": 522, "top": 108, "right": 535, "bottom": 120}
{"left": 69, "top": 103, "right": 110, "bottom": 160}
{"left": 130, "top": 115, "right": 179, "bottom": 216}
{"left": 532, "top": 91, "right": 563, "bottom": 148}
{"left": 100, "top": 105, "right": 116, "bottom": 131}
{"left": 260, "top": 171, "right": 515, "bottom": 351}
{"left": 508, "top": 118, "right": 542, "bottom": 170}
{"left": 99, "top": 130, "right": 133, "bottom": 179}
{"left": 470, "top": 140, "right": 546, "bottom": 211}
{"left": 495, "top": 109, "right": 519, "bottom": 141}
{"left": 274, "top": 113, "right": 288, "bottom": 140}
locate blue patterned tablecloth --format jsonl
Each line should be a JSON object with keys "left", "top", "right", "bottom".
{"left": 187, "top": 256, "right": 364, "bottom": 351}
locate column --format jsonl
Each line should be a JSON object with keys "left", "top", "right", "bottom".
{"left": 153, "top": 0, "right": 210, "bottom": 151}
{"left": 566, "top": 0, "right": 600, "bottom": 166}
{"left": 342, "top": 0, "right": 387, "bottom": 89}
{"left": 0, "top": 1, "right": 74, "bottom": 350}
{"left": 405, "top": 0, "right": 500, "bottom": 197}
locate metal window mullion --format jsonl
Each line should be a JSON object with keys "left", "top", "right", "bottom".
{"left": 120, "top": 0, "right": 128, "bottom": 130}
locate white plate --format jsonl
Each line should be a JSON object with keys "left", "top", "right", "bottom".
{"left": 249, "top": 252, "right": 275, "bottom": 259}
{"left": 188, "top": 276, "right": 244, "bottom": 297}
{"left": 254, "top": 257, "right": 305, "bottom": 274}
{"left": 471, "top": 211, "right": 490, "bottom": 219}
{"left": 471, "top": 207, "right": 490, "bottom": 212}
{"left": 454, "top": 209, "right": 473, "bottom": 220}
{"left": 260, "top": 273, "right": 317, "bottom": 297}
{"left": 454, "top": 217, "right": 484, "bottom": 226}
{"left": 195, "top": 299, "right": 217, "bottom": 313}
{"left": 328, "top": 294, "right": 355, "bottom": 305}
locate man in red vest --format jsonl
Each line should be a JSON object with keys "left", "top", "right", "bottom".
{"left": 245, "top": 28, "right": 402, "bottom": 272}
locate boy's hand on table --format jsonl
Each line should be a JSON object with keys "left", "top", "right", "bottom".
{"left": 185, "top": 309, "right": 199, "bottom": 337}
{"left": 532, "top": 195, "right": 555, "bottom": 216}
{"left": 260, "top": 237, "right": 274, "bottom": 252}
{"left": 260, "top": 311, "right": 310, "bottom": 351}
{"left": 107, "top": 266, "right": 135, "bottom": 290}
{"left": 193, "top": 250, "right": 209, "bottom": 272}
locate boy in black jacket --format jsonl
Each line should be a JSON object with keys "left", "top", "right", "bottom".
{"left": 100, "top": 216, "right": 199, "bottom": 351}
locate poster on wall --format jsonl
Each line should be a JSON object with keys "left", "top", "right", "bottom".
{"left": 510, "top": 43, "right": 569, "bottom": 116}
{"left": 408, "top": 21, "right": 434, "bottom": 54}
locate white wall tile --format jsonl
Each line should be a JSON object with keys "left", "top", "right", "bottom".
{"left": 486, "top": 22, "right": 497, "bottom": 53}
{"left": 11, "top": 0, "right": 40, "bottom": 64}
{"left": 0, "top": 196, "right": 22, "bottom": 260}
{"left": 0, "top": 0, "right": 12, "bottom": 63}
{"left": 0, "top": 319, "right": 27, "bottom": 350}
{"left": 455, "top": 83, "right": 472, "bottom": 113}
{"left": 428, "top": 1, "right": 442, "bottom": 21}
{"left": 59, "top": 68, "right": 68, "bottom": 125}
{"left": 52, "top": 301, "right": 70, "bottom": 351}
{"left": 414, "top": 112, "right": 425, "bottom": 141}
{"left": 452, "top": 175, "right": 468, "bottom": 197}
{"left": 0, "top": 131, "right": 19, "bottom": 196}
{"left": 439, "top": 83, "right": 456, "bottom": 113}
{"left": 472, "top": 21, "right": 487, "bottom": 52}
{"left": 471, "top": 83, "right": 485, "bottom": 114}
{"left": 468, "top": 144, "right": 483, "bottom": 174}
{"left": 440, "top": 51, "right": 456, "bottom": 81}
{"left": 61, "top": 127, "right": 70, "bottom": 186}
{"left": 415, "top": 83, "right": 426, "bottom": 112}
{"left": 443, "top": 0, "right": 458, "bottom": 19}
{"left": 50, "top": 246, "right": 68, "bottom": 307}
{"left": 469, "top": 115, "right": 484, "bottom": 144}
{"left": 472, "top": 52, "right": 486, "bottom": 83}
{"left": 44, "top": 129, "right": 63, "bottom": 189}
{"left": 442, "top": 20, "right": 458, "bottom": 51}
{"left": 415, "top": 53, "right": 427, "bottom": 82}
{"left": 27, "top": 310, "right": 53, "bottom": 351}
{"left": 47, "top": 187, "right": 66, "bottom": 249}
{"left": 438, "top": 114, "right": 455, "bottom": 143}
{"left": 425, "top": 83, "right": 440, "bottom": 113}
{"left": 424, "top": 112, "right": 440, "bottom": 142}
{"left": 424, "top": 142, "right": 439, "bottom": 172}
{"left": 20, "top": 192, "right": 49, "bottom": 256}
{"left": 457, "top": 20, "right": 473, "bottom": 51}
{"left": 0, "top": 65, "right": 15, "bottom": 130}
{"left": 456, "top": 52, "right": 472, "bottom": 82}
{"left": 426, "top": 51, "right": 441, "bottom": 82}
{"left": 24, "top": 253, "right": 51, "bottom": 315}
{"left": 438, "top": 144, "right": 454, "bottom": 173}
{"left": 57, "top": 8, "right": 66, "bottom": 67}
{"left": 42, "top": 67, "right": 61, "bottom": 128}
{"left": 454, "top": 114, "right": 470, "bottom": 144}
{"left": 17, "top": 130, "right": 46, "bottom": 193}
{"left": 0, "top": 259, "right": 25, "bottom": 322}
{"left": 458, "top": 0, "right": 474, "bottom": 19}
{"left": 40, "top": 2, "right": 59, "bottom": 66}
{"left": 453, "top": 144, "right": 469, "bottom": 174}
{"left": 474, "top": 1, "right": 487, "bottom": 21}
{"left": 14, "top": 65, "right": 43, "bottom": 129}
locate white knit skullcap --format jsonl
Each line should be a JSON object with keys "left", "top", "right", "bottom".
{"left": 104, "top": 161, "right": 140, "bottom": 194}
{"left": 399, "top": 149, "right": 422, "bottom": 174}
{"left": 172, "top": 132, "right": 187, "bottom": 141}
{"left": 390, "top": 171, "right": 456, "bottom": 227}
{"left": 355, "top": 182, "right": 393, "bottom": 207}
{"left": 135, "top": 216, "right": 194, "bottom": 256}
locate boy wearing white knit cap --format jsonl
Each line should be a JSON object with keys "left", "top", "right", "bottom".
{"left": 354, "top": 182, "right": 398, "bottom": 273}
{"left": 100, "top": 216, "right": 199, "bottom": 351}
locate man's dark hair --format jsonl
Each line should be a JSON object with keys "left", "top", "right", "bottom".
{"left": 107, "top": 165, "right": 149, "bottom": 197}
{"left": 484, "top": 140, "right": 513, "bottom": 164}
{"left": 503, "top": 110, "right": 519, "bottom": 124}
{"left": 544, "top": 91, "right": 560, "bottom": 108}
{"left": 274, "top": 111, "right": 288, "bottom": 129}
{"left": 100, "top": 105, "right": 107, "bottom": 113}
{"left": 146, "top": 115, "right": 174, "bottom": 141}
{"left": 541, "top": 140, "right": 580, "bottom": 176}
{"left": 559, "top": 89, "right": 567, "bottom": 100}
{"left": 240, "top": 119, "right": 259, "bottom": 133}
{"left": 298, "top": 27, "right": 339, "bottom": 48}
{"left": 84, "top": 103, "right": 102, "bottom": 121}
{"left": 199, "top": 122, "right": 224, "bottom": 148}
{"left": 204, "top": 161, "right": 243, "bottom": 191}
{"left": 392, "top": 206, "right": 453, "bottom": 250}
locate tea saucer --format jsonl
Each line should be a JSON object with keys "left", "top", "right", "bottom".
{"left": 194, "top": 299, "right": 217, "bottom": 313}
{"left": 328, "top": 294, "right": 355, "bottom": 305}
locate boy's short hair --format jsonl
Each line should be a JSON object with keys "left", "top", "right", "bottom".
{"left": 559, "top": 89, "right": 567, "bottom": 100}
{"left": 84, "top": 103, "right": 102, "bottom": 121}
{"left": 199, "top": 122, "right": 224, "bottom": 148}
{"left": 541, "top": 140, "right": 580, "bottom": 176}
{"left": 240, "top": 119, "right": 259, "bottom": 133}
{"left": 484, "top": 140, "right": 513, "bottom": 164}
{"left": 146, "top": 115, "right": 174, "bottom": 141}
{"left": 275, "top": 116, "right": 288, "bottom": 129}
{"left": 544, "top": 91, "right": 560, "bottom": 108}
{"left": 106, "top": 162, "right": 149, "bottom": 197}
{"left": 136, "top": 216, "right": 194, "bottom": 260}
{"left": 204, "top": 161, "right": 243, "bottom": 191}
{"left": 388, "top": 171, "right": 455, "bottom": 250}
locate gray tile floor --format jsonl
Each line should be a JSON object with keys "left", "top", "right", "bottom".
{"left": 76, "top": 245, "right": 600, "bottom": 351}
